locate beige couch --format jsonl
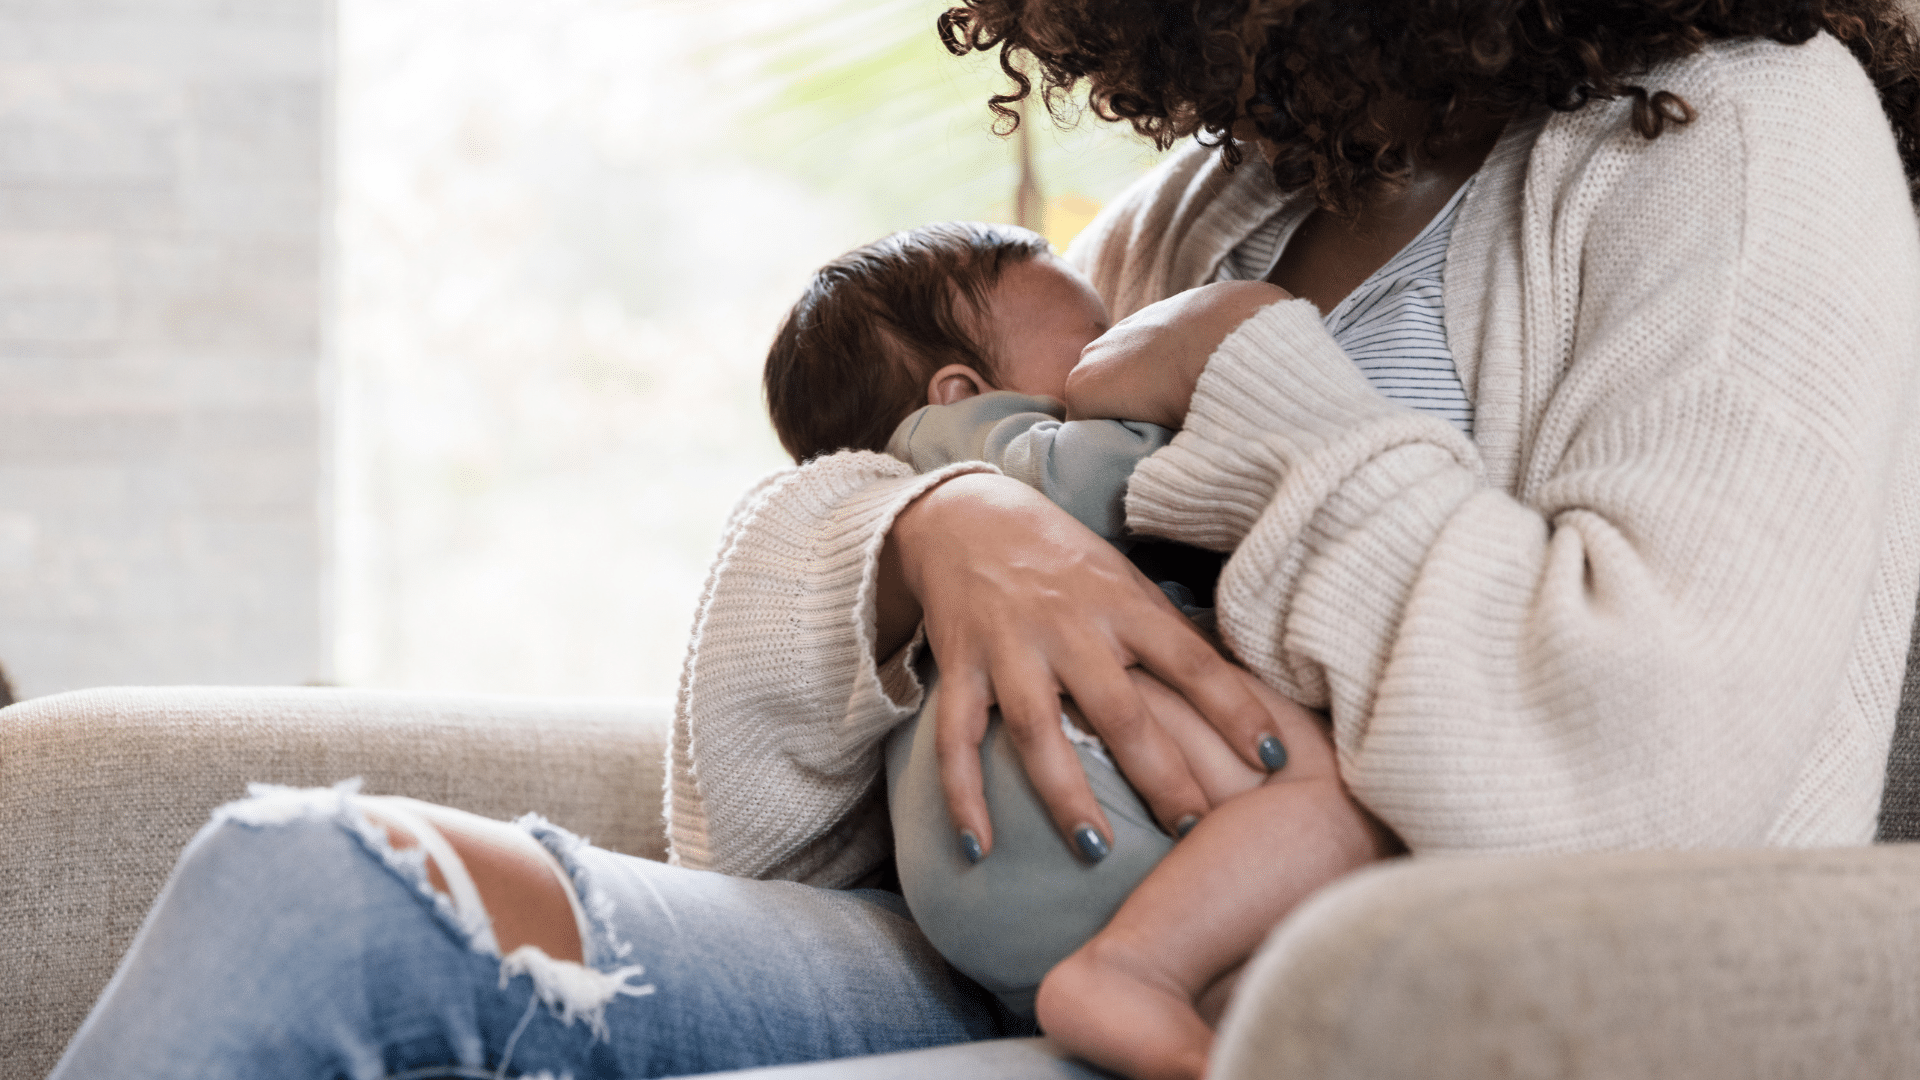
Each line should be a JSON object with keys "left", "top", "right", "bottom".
{"left": 1, "top": 687, "right": 669, "bottom": 1076}
{"left": 7, "top": 684, "right": 1920, "bottom": 1079}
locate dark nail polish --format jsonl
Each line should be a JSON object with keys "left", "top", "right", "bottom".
{"left": 959, "top": 830, "right": 983, "bottom": 865}
{"left": 1073, "top": 824, "right": 1111, "bottom": 863}
{"left": 1174, "top": 814, "right": 1200, "bottom": 838}
{"left": 1258, "top": 735, "right": 1289, "bottom": 772}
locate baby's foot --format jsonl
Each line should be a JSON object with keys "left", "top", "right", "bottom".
{"left": 1037, "top": 935, "right": 1212, "bottom": 1080}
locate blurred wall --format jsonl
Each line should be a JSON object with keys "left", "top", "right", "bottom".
{"left": 0, "top": 1, "right": 331, "bottom": 697}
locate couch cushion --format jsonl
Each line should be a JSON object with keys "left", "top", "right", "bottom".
{"left": 0, "top": 685, "right": 669, "bottom": 1078}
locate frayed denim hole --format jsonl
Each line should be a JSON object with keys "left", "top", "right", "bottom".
{"left": 513, "top": 814, "right": 637, "bottom": 968}
{"left": 496, "top": 945, "right": 654, "bottom": 1044}
{"left": 214, "top": 780, "right": 478, "bottom": 941}
{"left": 500, "top": 816, "right": 657, "bottom": 1043}
{"left": 335, "top": 795, "right": 498, "bottom": 956}
{"left": 215, "top": 776, "right": 365, "bottom": 828}
{"left": 226, "top": 785, "right": 499, "bottom": 958}
{"left": 211, "top": 779, "right": 448, "bottom": 932}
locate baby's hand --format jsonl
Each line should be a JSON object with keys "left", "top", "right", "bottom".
{"left": 1065, "top": 281, "right": 1291, "bottom": 429}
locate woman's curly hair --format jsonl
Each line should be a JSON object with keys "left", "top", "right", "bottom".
{"left": 940, "top": 0, "right": 1920, "bottom": 215}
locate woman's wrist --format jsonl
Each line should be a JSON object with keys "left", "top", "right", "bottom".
{"left": 875, "top": 472, "right": 995, "bottom": 661}
{"left": 875, "top": 471, "right": 1078, "bottom": 661}
{"left": 874, "top": 524, "right": 924, "bottom": 663}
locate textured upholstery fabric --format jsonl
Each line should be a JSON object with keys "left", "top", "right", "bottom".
{"left": 1214, "top": 846, "right": 1920, "bottom": 1080}
{"left": 0, "top": 685, "right": 669, "bottom": 1077}
{"left": 10, "top": 687, "right": 1920, "bottom": 1080}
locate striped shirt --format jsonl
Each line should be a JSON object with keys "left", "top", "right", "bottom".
{"left": 1213, "top": 179, "right": 1476, "bottom": 435}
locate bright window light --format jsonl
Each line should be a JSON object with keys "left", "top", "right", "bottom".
{"left": 335, "top": 0, "right": 1163, "bottom": 696}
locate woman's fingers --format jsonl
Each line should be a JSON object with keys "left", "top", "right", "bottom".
{"left": 895, "top": 473, "right": 1283, "bottom": 861}
{"left": 1057, "top": 659, "right": 1210, "bottom": 839}
{"left": 1126, "top": 669, "right": 1267, "bottom": 805}
{"left": 932, "top": 666, "right": 996, "bottom": 862}
{"left": 1131, "top": 615, "right": 1289, "bottom": 776}
{"left": 996, "top": 674, "right": 1116, "bottom": 862}
{"left": 934, "top": 656, "right": 1118, "bottom": 864}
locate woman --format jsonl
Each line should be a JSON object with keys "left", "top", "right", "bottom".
{"left": 50, "top": 0, "right": 1920, "bottom": 1076}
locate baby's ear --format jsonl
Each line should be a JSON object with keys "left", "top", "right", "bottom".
{"left": 927, "top": 363, "right": 989, "bottom": 406}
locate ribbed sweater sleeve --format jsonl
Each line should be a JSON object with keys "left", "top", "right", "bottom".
{"left": 667, "top": 451, "right": 996, "bottom": 884}
{"left": 1127, "top": 35, "right": 1920, "bottom": 853}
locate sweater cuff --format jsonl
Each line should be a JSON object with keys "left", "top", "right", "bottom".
{"left": 1126, "top": 298, "right": 1474, "bottom": 550}
{"left": 669, "top": 451, "right": 997, "bottom": 882}
{"left": 845, "top": 462, "right": 1001, "bottom": 720}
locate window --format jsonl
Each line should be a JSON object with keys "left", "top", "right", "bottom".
{"left": 336, "top": 0, "right": 1162, "bottom": 696}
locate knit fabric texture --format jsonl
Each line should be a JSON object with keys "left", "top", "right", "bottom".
{"left": 667, "top": 455, "right": 996, "bottom": 882}
{"left": 668, "top": 34, "right": 1920, "bottom": 882}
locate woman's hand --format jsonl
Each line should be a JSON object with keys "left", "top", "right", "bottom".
{"left": 882, "top": 472, "right": 1289, "bottom": 860}
{"left": 1065, "top": 281, "right": 1292, "bottom": 429}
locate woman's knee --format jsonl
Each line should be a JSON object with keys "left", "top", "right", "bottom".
{"left": 61, "top": 788, "right": 650, "bottom": 1079}
{"left": 189, "top": 784, "right": 587, "bottom": 966}
{"left": 357, "top": 795, "right": 586, "bottom": 964}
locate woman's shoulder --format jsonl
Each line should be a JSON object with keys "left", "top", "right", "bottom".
{"left": 1066, "top": 141, "right": 1299, "bottom": 317}
{"left": 1546, "top": 32, "right": 1893, "bottom": 177}
{"left": 1524, "top": 31, "right": 1907, "bottom": 243}
{"left": 1676, "top": 31, "right": 1877, "bottom": 98}
{"left": 1666, "top": 32, "right": 1886, "bottom": 139}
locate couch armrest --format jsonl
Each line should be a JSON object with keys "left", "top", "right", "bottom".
{"left": 1214, "top": 845, "right": 1920, "bottom": 1079}
{"left": 0, "top": 685, "right": 669, "bottom": 1076}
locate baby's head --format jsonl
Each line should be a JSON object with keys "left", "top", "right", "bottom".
{"left": 765, "top": 221, "right": 1110, "bottom": 462}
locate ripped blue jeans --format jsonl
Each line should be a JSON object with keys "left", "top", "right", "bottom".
{"left": 50, "top": 782, "right": 1023, "bottom": 1079}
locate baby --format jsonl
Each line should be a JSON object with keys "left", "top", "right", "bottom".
{"left": 763, "top": 222, "right": 1389, "bottom": 1080}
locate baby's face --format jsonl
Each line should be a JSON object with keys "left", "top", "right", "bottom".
{"left": 979, "top": 255, "right": 1111, "bottom": 401}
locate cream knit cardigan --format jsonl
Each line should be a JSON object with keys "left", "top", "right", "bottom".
{"left": 669, "top": 34, "right": 1920, "bottom": 887}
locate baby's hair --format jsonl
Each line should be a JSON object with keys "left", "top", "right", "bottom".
{"left": 765, "top": 221, "right": 1053, "bottom": 463}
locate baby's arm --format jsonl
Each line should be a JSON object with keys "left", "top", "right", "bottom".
{"left": 1066, "top": 281, "right": 1291, "bottom": 430}
{"left": 888, "top": 391, "right": 1172, "bottom": 541}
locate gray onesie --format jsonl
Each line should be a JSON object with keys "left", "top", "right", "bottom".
{"left": 886, "top": 391, "right": 1173, "bottom": 545}
{"left": 882, "top": 390, "right": 1180, "bottom": 1021}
